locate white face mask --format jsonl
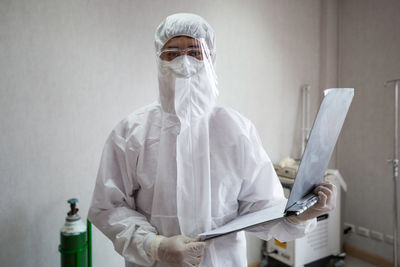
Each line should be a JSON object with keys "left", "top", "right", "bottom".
{"left": 160, "top": 55, "right": 204, "bottom": 78}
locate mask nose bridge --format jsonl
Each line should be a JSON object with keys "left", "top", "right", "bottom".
{"left": 181, "top": 54, "right": 190, "bottom": 64}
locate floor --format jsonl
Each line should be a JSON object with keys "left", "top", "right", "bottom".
{"left": 345, "top": 255, "right": 376, "bottom": 267}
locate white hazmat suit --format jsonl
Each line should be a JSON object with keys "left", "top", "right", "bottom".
{"left": 89, "top": 13, "right": 316, "bottom": 267}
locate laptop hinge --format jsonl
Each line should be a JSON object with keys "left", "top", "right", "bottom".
{"left": 284, "top": 193, "right": 318, "bottom": 216}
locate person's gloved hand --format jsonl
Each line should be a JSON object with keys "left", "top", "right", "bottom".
{"left": 151, "top": 235, "right": 207, "bottom": 267}
{"left": 287, "top": 180, "right": 337, "bottom": 224}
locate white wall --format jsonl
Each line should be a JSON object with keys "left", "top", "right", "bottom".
{"left": 0, "top": 1, "right": 323, "bottom": 266}
{"left": 337, "top": 0, "right": 400, "bottom": 261}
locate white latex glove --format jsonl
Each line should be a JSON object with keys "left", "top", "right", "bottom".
{"left": 151, "top": 235, "right": 207, "bottom": 267}
{"left": 287, "top": 180, "right": 337, "bottom": 224}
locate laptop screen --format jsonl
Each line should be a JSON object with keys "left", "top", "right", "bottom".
{"left": 285, "top": 88, "right": 354, "bottom": 210}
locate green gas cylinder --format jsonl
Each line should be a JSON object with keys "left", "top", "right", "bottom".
{"left": 59, "top": 198, "right": 88, "bottom": 267}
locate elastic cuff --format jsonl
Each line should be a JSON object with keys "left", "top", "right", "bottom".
{"left": 143, "top": 232, "right": 157, "bottom": 259}
{"left": 151, "top": 235, "right": 166, "bottom": 261}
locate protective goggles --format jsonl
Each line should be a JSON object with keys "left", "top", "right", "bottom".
{"left": 159, "top": 48, "right": 203, "bottom": 61}
{"left": 158, "top": 36, "right": 213, "bottom": 62}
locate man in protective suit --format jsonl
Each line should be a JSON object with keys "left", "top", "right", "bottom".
{"left": 89, "top": 13, "right": 336, "bottom": 267}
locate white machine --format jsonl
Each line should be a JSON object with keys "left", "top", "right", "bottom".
{"left": 265, "top": 165, "right": 346, "bottom": 267}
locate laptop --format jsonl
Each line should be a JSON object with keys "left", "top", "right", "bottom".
{"left": 198, "top": 88, "right": 354, "bottom": 241}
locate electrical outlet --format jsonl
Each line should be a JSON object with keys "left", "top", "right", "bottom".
{"left": 370, "top": 230, "right": 384, "bottom": 241}
{"left": 385, "top": 234, "right": 394, "bottom": 245}
{"left": 344, "top": 222, "right": 355, "bottom": 233}
{"left": 357, "top": 226, "right": 370, "bottom": 237}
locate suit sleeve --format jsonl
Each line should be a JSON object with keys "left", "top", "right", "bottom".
{"left": 88, "top": 127, "right": 157, "bottom": 266}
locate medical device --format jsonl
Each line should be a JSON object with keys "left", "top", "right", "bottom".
{"left": 301, "top": 85, "right": 311, "bottom": 156}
